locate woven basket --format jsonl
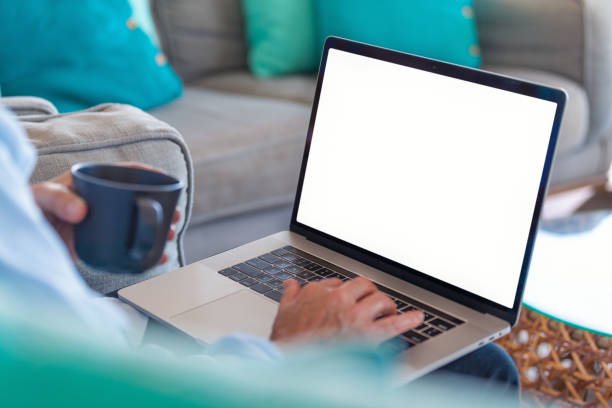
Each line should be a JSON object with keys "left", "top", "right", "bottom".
{"left": 496, "top": 307, "right": 612, "bottom": 407}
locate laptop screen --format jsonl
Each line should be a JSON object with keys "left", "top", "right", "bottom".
{"left": 296, "top": 48, "right": 558, "bottom": 308}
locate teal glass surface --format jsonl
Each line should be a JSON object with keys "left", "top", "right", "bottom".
{"left": 315, "top": 0, "right": 481, "bottom": 68}
{"left": 0, "top": 308, "right": 400, "bottom": 408}
{"left": 0, "top": 0, "right": 182, "bottom": 112}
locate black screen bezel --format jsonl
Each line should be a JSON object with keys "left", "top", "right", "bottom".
{"left": 290, "top": 37, "right": 566, "bottom": 326}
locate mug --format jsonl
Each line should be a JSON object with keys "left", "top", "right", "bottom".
{"left": 71, "top": 163, "right": 183, "bottom": 273}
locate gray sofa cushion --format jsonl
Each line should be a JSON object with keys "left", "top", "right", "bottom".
{"left": 151, "top": 0, "right": 247, "bottom": 82}
{"left": 21, "top": 104, "right": 194, "bottom": 294}
{"left": 163, "top": 65, "right": 588, "bottom": 216}
{"left": 151, "top": 87, "right": 310, "bottom": 224}
{"left": 196, "top": 70, "right": 317, "bottom": 105}
{"left": 200, "top": 66, "right": 589, "bottom": 156}
{"left": 484, "top": 66, "right": 589, "bottom": 156}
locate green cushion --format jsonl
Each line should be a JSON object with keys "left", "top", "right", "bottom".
{"left": 0, "top": 0, "right": 181, "bottom": 113}
{"left": 242, "top": 0, "right": 319, "bottom": 77}
{"left": 315, "top": 0, "right": 481, "bottom": 68}
{"left": 241, "top": 0, "right": 481, "bottom": 78}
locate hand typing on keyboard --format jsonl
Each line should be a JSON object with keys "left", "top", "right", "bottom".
{"left": 269, "top": 276, "right": 424, "bottom": 347}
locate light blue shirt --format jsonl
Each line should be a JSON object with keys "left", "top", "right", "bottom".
{"left": 0, "top": 106, "right": 281, "bottom": 360}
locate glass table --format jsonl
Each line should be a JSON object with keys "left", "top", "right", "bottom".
{"left": 525, "top": 210, "right": 612, "bottom": 337}
{"left": 498, "top": 211, "right": 612, "bottom": 406}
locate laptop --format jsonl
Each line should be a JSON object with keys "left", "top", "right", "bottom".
{"left": 120, "top": 37, "right": 566, "bottom": 384}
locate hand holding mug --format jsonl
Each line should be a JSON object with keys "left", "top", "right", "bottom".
{"left": 32, "top": 163, "right": 182, "bottom": 269}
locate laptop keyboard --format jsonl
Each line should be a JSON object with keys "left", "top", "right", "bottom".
{"left": 217, "top": 245, "right": 464, "bottom": 352}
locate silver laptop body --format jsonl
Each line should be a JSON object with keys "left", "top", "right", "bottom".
{"left": 120, "top": 37, "right": 566, "bottom": 385}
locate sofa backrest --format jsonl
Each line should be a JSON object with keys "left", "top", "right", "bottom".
{"left": 152, "top": 0, "right": 585, "bottom": 85}
{"left": 475, "top": 0, "right": 584, "bottom": 85}
{"left": 152, "top": 0, "right": 612, "bottom": 145}
{"left": 151, "top": 0, "right": 247, "bottom": 82}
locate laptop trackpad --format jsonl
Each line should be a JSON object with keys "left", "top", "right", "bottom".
{"left": 169, "top": 290, "right": 278, "bottom": 344}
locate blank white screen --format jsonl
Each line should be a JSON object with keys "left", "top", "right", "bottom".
{"left": 297, "top": 49, "right": 557, "bottom": 308}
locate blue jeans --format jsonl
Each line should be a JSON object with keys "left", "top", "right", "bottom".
{"left": 405, "top": 343, "right": 520, "bottom": 407}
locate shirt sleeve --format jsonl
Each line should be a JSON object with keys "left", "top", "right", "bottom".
{"left": 0, "top": 106, "right": 130, "bottom": 346}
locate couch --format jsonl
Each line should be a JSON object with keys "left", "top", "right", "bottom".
{"left": 5, "top": 0, "right": 612, "bottom": 293}
{"left": 146, "top": 0, "right": 612, "bottom": 263}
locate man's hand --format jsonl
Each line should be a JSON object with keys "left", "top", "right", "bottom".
{"left": 270, "top": 277, "right": 424, "bottom": 347}
{"left": 31, "top": 164, "right": 180, "bottom": 264}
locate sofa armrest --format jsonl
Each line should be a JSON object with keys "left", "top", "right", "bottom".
{"left": 584, "top": 0, "right": 612, "bottom": 142}
{"left": 19, "top": 103, "right": 193, "bottom": 295}
{"left": 1, "top": 96, "right": 59, "bottom": 116}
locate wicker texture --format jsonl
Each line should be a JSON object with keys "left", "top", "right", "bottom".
{"left": 497, "top": 308, "right": 612, "bottom": 407}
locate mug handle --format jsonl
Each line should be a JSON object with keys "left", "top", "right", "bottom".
{"left": 129, "top": 197, "right": 165, "bottom": 263}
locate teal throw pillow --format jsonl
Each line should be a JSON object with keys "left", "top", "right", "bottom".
{"left": 0, "top": 0, "right": 181, "bottom": 113}
{"left": 315, "top": 0, "right": 481, "bottom": 68}
{"left": 242, "top": 0, "right": 319, "bottom": 77}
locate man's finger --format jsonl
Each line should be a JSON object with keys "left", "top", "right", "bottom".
{"left": 50, "top": 171, "right": 72, "bottom": 187}
{"left": 339, "top": 277, "right": 377, "bottom": 302}
{"left": 320, "top": 278, "right": 343, "bottom": 288}
{"left": 32, "top": 182, "right": 87, "bottom": 223}
{"left": 279, "top": 279, "right": 301, "bottom": 306}
{"left": 173, "top": 209, "right": 181, "bottom": 224}
{"left": 370, "top": 310, "right": 424, "bottom": 343}
{"left": 352, "top": 291, "right": 396, "bottom": 322}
